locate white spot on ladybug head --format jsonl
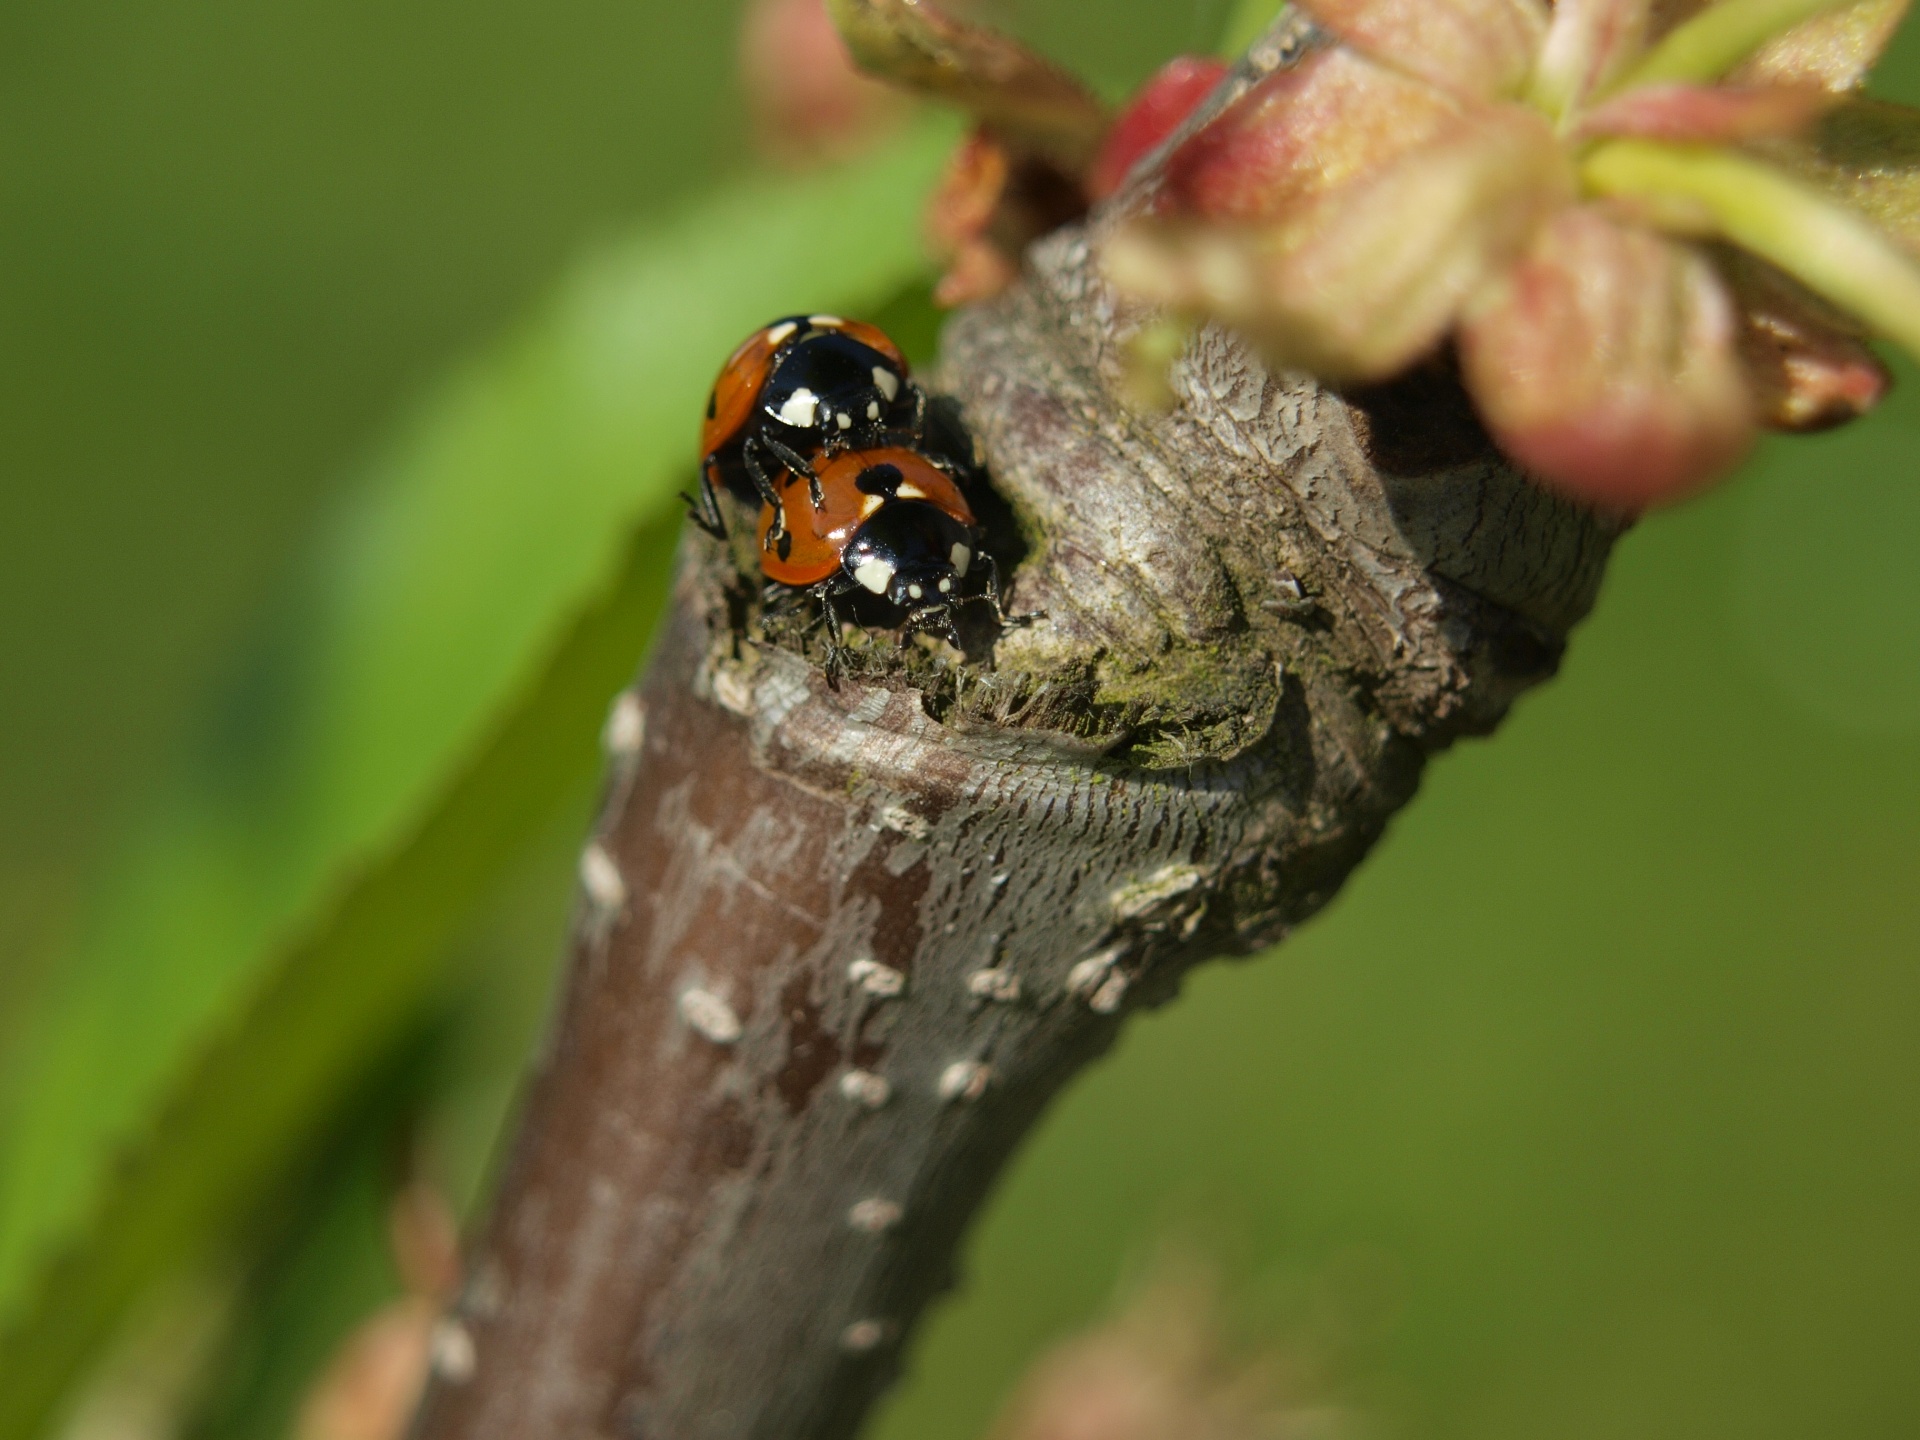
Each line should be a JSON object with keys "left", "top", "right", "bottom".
{"left": 950, "top": 543, "right": 971, "bottom": 576}
{"left": 836, "top": 411, "right": 853, "bottom": 430}
{"left": 811, "top": 314, "right": 844, "bottom": 329}
{"left": 859, "top": 495, "right": 883, "bottom": 519}
{"left": 854, "top": 558, "right": 894, "bottom": 594}
{"left": 938, "top": 577, "right": 952, "bottom": 594}
{"left": 872, "top": 366, "right": 900, "bottom": 401}
{"left": 777, "top": 388, "right": 819, "bottom": 427}
{"left": 896, "top": 482, "right": 926, "bottom": 500}
{"left": 907, "top": 583, "right": 923, "bottom": 600}
{"left": 866, "top": 400, "right": 881, "bottom": 420}
{"left": 765, "top": 320, "right": 798, "bottom": 345}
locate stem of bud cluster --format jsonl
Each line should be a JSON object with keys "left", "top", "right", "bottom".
{"left": 1218, "top": 0, "right": 1290, "bottom": 59}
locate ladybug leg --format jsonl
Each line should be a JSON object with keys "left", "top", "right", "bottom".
{"left": 742, "top": 436, "right": 791, "bottom": 551}
{"left": 762, "top": 580, "right": 809, "bottom": 622}
{"left": 814, "top": 580, "right": 853, "bottom": 689}
{"left": 970, "top": 552, "right": 1045, "bottom": 628}
{"left": 763, "top": 435, "right": 825, "bottom": 511}
{"left": 679, "top": 458, "right": 729, "bottom": 540}
{"left": 915, "top": 449, "right": 966, "bottom": 483}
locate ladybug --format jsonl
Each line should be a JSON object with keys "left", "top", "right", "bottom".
{"left": 756, "top": 446, "right": 1031, "bottom": 679}
{"left": 686, "top": 314, "right": 924, "bottom": 547}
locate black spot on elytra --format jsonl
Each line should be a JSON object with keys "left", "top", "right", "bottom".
{"left": 776, "top": 530, "right": 793, "bottom": 562}
{"left": 856, "top": 463, "right": 903, "bottom": 498}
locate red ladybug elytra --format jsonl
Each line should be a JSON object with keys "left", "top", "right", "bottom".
{"left": 686, "top": 313, "right": 922, "bottom": 547}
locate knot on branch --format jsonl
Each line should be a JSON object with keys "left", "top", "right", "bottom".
{"left": 701, "top": 215, "right": 1620, "bottom": 780}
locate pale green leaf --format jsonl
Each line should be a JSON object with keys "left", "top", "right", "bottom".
{"left": 1582, "top": 135, "right": 1920, "bottom": 354}
{"left": 1219, "top": 0, "right": 1293, "bottom": 58}
{"left": 1760, "top": 95, "right": 1920, "bottom": 255}
{"left": 1617, "top": 0, "right": 1855, "bottom": 89}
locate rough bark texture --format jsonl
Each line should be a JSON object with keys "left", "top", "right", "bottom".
{"left": 412, "top": 57, "right": 1621, "bottom": 1439}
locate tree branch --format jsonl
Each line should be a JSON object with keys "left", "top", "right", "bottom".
{"left": 410, "top": 132, "right": 1619, "bottom": 1440}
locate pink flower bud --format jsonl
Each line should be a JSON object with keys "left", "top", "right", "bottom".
{"left": 740, "top": 0, "right": 911, "bottom": 168}
{"left": 1087, "top": 56, "right": 1229, "bottom": 200}
{"left": 1459, "top": 207, "right": 1753, "bottom": 509}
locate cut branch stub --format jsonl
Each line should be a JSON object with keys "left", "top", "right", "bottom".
{"left": 411, "top": 200, "right": 1617, "bottom": 1440}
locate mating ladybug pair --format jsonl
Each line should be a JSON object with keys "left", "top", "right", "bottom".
{"left": 686, "top": 314, "right": 1031, "bottom": 674}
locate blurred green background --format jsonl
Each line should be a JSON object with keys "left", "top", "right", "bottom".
{"left": 2, "top": 1, "right": 1917, "bottom": 1437}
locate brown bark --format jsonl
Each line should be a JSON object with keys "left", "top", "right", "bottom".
{"left": 411, "top": 60, "right": 1620, "bottom": 1437}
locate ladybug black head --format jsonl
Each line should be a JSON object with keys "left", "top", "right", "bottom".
{"left": 759, "top": 330, "right": 912, "bottom": 448}
{"left": 840, "top": 500, "right": 975, "bottom": 611}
